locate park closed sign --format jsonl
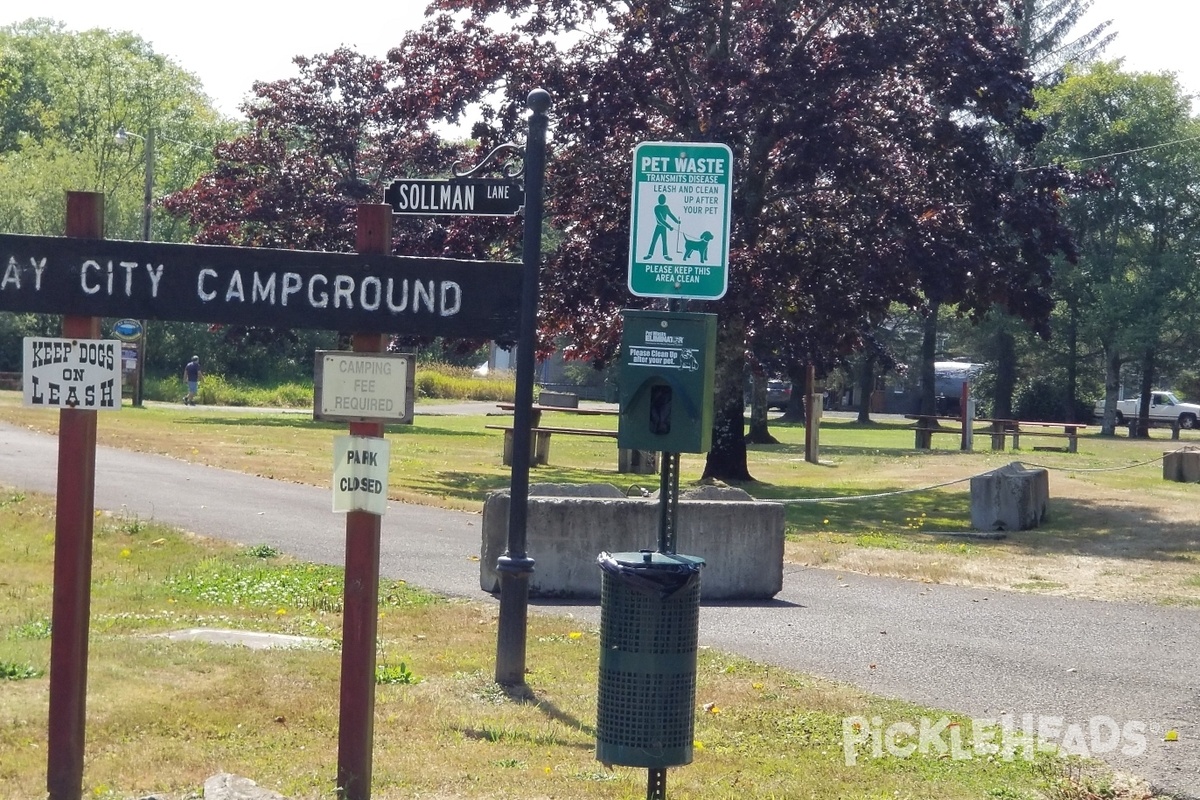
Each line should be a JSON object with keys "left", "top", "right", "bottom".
{"left": 628, "top": 141, "right": 732, "bottom": 300}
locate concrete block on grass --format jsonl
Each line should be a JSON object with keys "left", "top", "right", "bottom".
{"left": 481, "top": 484, "right": 784, "bottom": 599}
{"left": 537, "top": 390, "right": 579, "bottom": 408}
{"left": 1163, "top": 448, "right": 1200, "bottom": 483}
{"left": 970, "top": 462, "right": 1048, "bottom": 532}
{"left": 204, "top": 773, "right": 287, "bottom": 800}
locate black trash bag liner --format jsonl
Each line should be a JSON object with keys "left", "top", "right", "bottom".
{"left": 596, "top": 551, "right": 703, "bottom": 599}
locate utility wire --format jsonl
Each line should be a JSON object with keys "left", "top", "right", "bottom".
{"left": 1019, "top": 134, "right": 1200, "bottom": 173}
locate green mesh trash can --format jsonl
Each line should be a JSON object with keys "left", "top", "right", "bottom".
{"left": 596, "top": 550, "right": 705, "bottom": 769}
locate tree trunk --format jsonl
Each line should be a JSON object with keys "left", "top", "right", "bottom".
{"left": 745, "top": 372, "right": 778, "bottom": 444}
{"left": 1100, "top": 347, "right": 1121, "bottom": 436}
{"left": 1064, "top": 300, "right": 1080, "bottom": 423}
{"left": 993, "top": 326, "right": 1016, "bottom": 421}
{"left": 1136, "top": 349, "right": 1154, "bottom": 438}
{"left": 702, "top": 316, "right": 753, "bottom": 482}
{"left": 779, "top": 363, "right": 806, "bottom": 423}
{"left": 919, "top": 304, "right": 939, "bottom": 418}
{"left": 857, "top": 354, "right": 876, "bottom": 424}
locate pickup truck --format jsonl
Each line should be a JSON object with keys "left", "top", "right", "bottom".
{"left": 1094, "top": 390, "right": 1200, "bottom": 429}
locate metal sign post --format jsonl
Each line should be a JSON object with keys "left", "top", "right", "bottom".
{"left": 495, "top": 88, "right": 551, "bottom": 687}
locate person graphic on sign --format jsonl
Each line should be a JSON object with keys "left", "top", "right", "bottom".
{"left": 643, "top": 194, "right": 681, "bottom": 261}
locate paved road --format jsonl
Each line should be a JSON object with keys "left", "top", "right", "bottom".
{"left": 1, "top": 421, "right": 1196, "bottom": 798}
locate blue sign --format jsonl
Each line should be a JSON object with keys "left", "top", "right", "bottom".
{"left": 112, "top": 319, "right": 143, "bottom": 342}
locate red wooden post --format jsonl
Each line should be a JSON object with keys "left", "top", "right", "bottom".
{"left": 336, "top": 204, "right": 391, "bottom": 800}
{"left": 47, "top": 192, "right": 103, "bottom": 800}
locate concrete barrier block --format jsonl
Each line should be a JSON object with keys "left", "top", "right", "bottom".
{"left": 537, "top": 391, "right": 579, "bottom": 408}
{"left": 1163, "top": 448, "right": 1200, "bottom": 482}
{"left": 617, "top": 448, "right": 658, "bottom": 474}
{"left": 480, "top": 484, "right": 784, "bottom": 600}
{"left": 969, "top": 461, "right": 1048, "bottom": 532}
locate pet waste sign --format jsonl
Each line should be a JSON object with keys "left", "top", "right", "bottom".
{"left": 332, "top": 435, "right": 390, "bottom": 515}
{"left": 628, "top": 141, "right": 732, "bottom": 300}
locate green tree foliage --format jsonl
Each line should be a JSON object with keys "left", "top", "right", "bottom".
{"left": 0, "top": 18, "right": 227, "bottom": 240}
{"left": 163, "top": 47, "right": 484, "bottom": 255}
{"left": 1034, "top": 62, "right": 1200, "bottom": 433}
{"left": 161, "top": 47, "right": 507, "bottom": 366}
{"left": 1005, "top": 0, "right": 1116, "bottom": 84}
{"left": 385, "top": 0, "right": 1075, "bottom": 479}
{"left": 0, "top": 19, "right": 319, "bottom": 379}
{"left": 919, "top": 1, "right": 1113, "bottom": 424}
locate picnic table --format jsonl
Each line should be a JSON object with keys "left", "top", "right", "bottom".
{"left": 488, "top": 403, "right": 655, "bottom": 473}
{"left": 904, "top": 414, "right": 986, "bottom": 450}
{"left": 982, "top": 418, "right": 1088, "bottom": 453}
{"left": 905, "top": 415, "right": 1088, "bottom": 453}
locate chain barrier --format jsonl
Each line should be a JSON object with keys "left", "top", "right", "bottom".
{"left": 750, "top": 447, "right": 1192, "bottom": 505}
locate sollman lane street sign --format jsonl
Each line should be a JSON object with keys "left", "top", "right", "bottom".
{"left": 628, "top": 141, "right": 733, "bottom": 301}
{"left": 384, "top": 178, "right": 525, "bottom": 217}
{"left": 0, "top": 233, "right": 522, "bottom": 340}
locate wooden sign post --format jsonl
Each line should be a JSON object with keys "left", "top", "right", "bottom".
{"left": 46, "top": 191, "right": 103, "bottom": 800}
{"left": 336, "top": 205, "right": 390, "bottom": 800}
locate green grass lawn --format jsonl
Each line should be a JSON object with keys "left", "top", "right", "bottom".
{"left": 0, "top": 490, "right": 1130, "bottom": 799}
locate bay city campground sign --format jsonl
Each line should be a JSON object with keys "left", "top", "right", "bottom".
{"left": 0, "top": 233, "right": 522, "bottom": 339}
{"left": 384, "top": 178, "right": 525, "bottom": 217}
{"left": 313, "top": 351, "right": 414, "bottom": 424}
{"left": 628, "top": 141, "right": 733, "bottom": 300}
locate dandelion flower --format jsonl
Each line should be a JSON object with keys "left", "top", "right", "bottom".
{"left": 569, "top": 631, "right": 583, "bottom": 640}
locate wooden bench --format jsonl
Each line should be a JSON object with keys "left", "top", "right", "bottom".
{"left": 986, "top": 419, "right": 1088, "bottom": 453}
{"left": 904, "top": 414, "right": 984, "bottom": 450}
{"left": 1125, "top": 418, "right": 1187, "bottom": 440}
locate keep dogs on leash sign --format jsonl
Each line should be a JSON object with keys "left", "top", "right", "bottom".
{"left": 627, "top": 141, "right": 732, "bottom": 300}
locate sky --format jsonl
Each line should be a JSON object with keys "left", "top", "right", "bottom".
{"left": 3, "top": 0, "right": 1199, "bottom": 119}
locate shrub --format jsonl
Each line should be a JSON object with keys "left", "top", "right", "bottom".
{"left": 414, "top": 365, "right": 515, "bottom": 401}
{"left": 141, "top": 363, "right": 515, "bottom": 406}
{"left": 1012, "top": 378, "right": 1093, "bottom": 422}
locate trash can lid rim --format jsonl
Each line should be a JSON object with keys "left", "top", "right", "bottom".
{"left": 602, "top": 550, "right": 706, "bottom": 568}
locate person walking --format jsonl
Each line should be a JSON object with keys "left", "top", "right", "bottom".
{"left": 183, "top": 356, "right": 202, "bottom": 405}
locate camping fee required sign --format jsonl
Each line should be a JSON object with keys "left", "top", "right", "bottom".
{"left": 314, "top": 351, "right": 414, "bottom": 424}
{"left": 628, "top": 141, "right": 733, "bottom": 300}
